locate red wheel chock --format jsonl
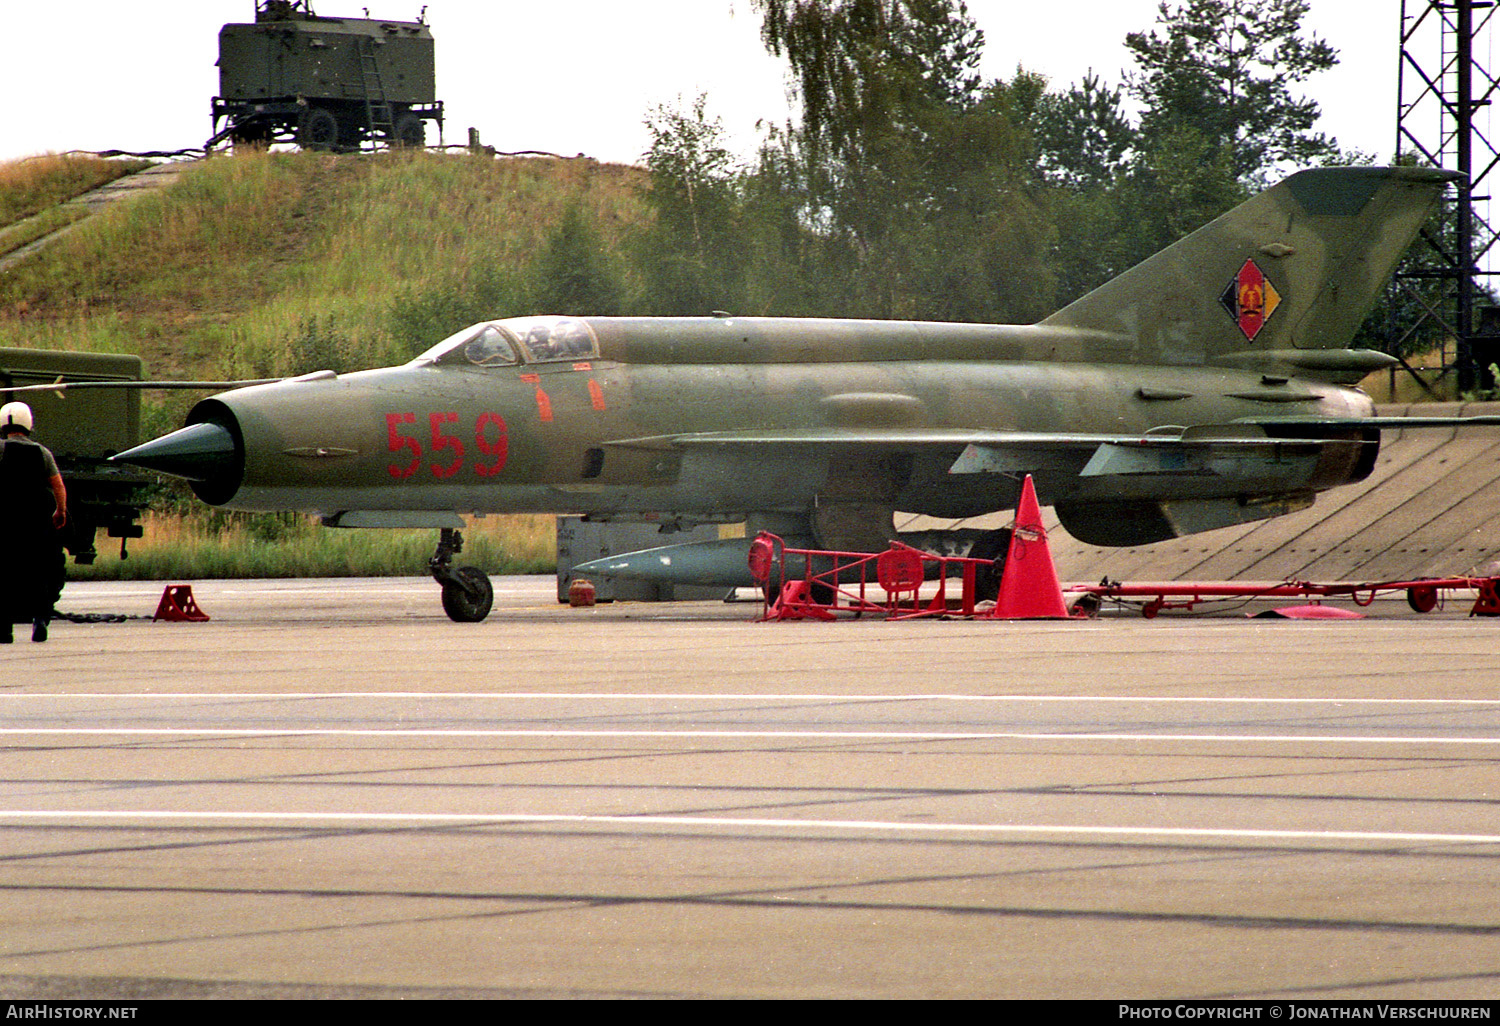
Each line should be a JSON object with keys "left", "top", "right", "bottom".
{"left": 1471, "top": 578, "right": 1500, "bottom": 617}
{"left": 769, "top": 580, "right": 838, "bottom": 621}
{"left": 153, "top": 585, "right": 210, "bottom": 622}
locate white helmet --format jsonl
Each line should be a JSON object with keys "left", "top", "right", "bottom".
{"left": 0, "top": 402, "right": 33, "bottom": 435}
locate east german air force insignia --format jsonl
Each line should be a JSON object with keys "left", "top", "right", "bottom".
{"left": 1219, "top": 258, "right": 1281, "bottom": 341}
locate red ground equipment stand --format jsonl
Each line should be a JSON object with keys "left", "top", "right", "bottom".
{"left": 751, "top": 474, "right": 1075, "bottom": 621}
{"left": 750, "top": 534, "right": 991, "bottom": 621}
{"left": 748, "top": 475, "right": 1500, "bottom": 622}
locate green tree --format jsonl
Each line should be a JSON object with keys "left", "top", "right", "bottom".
{"left": 908, "top": 72, "right": 1056, "bottom": 322}
{"left": 532, "top": 203, "right": 625, "bottom": 316}
{"left": 1125, "top": 0, "right": 1339, "bottom": 183}
{"left": 386, "top": 263, "right": 524, "bottom": 354}
{"left": 633, "top": 96, "right": 747, "bottom": 315}
{"left": 1115, "top": 128, "right": 1246, "bottom": 266}
{"left": 1041, "top": 125, "right": 1244, "bottom": 306}
{"left": 1041, "top": 0, "right": 1338, "bottom": 302}
{"left": 1033, "top": 71, "right": 1136, "bottom": 191}
{"left": 755, "top": 0, "right": 985, "bottom": 163}
{"left": 752, "top": 0, "right": 1055, "bottom": 320}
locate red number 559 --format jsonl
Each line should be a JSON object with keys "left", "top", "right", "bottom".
{"left": 386, "top": 411, "right": 508, "bottom": 479}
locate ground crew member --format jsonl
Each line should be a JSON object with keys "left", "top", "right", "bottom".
{"left": 0, "top": 402, "right": 67, "bottom": 643}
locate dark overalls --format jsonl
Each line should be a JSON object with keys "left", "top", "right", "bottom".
{"left": 0, "top": 438, "right": 65, "bottom": 630}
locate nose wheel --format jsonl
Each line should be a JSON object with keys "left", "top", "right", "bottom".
{"left": 430, "top": 528, "right": 494, "bottom": 622}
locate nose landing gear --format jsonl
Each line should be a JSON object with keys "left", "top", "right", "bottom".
{"left": 430, "top": 528, "right": 494, "bottom": 622}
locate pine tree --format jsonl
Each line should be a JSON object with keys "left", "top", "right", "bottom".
{"left": 1125, "top": 0, "right": 1339, "bottom": 182}
{"left": 1033, "top": 72, "right": 1136, "bottom": 191}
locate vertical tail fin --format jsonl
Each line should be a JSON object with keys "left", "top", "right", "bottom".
{"left": 1041, "top": 167, "right": 1460, "bottom": 368}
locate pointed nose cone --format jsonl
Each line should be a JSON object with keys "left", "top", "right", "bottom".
{"left": 112, "top": 421, "right": 238, "bottom": 482}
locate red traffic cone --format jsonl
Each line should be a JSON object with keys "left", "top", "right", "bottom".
{"left": 988, "top": 474, "right": 1069, "bottom": 619}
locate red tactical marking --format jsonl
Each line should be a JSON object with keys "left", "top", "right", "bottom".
{"left": 1236, "top": 259, "right": 1266, "bottom": 340}
{"left": 573, "top": 362, "right": 592, "bottom": 372}
{"left": 429, "top": 411, "right": 465, "bottom": 478}
{"left": 385, "top": 412, "right": 420, "bottom": 479}
{"left": 515, "top": 374, "right": 553, "bottom": 422}
{"left": 588, "top": 378, "right": 607, "bottom": 411}
{"left": 474, "top": 413, "right": 509, "bottom": 476}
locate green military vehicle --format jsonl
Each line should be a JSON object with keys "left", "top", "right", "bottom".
{"left": 0, "top": 348, "right": 150, "bottom": 565}
{"left": 209, "top": 1, "right": 443, "bottom": 152}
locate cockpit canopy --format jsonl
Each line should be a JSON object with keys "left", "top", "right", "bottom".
{"left": 415, "top": 317, "right": 599, "bottom": 367}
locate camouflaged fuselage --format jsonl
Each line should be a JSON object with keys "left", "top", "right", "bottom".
{"left": 117, "top": 166, "right": 1460, "bottom": 551}
{"left": 199, "top": 318, "right": 1374, "bottom": 523}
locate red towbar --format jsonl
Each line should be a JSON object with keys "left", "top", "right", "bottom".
{"left": 1066, "top": 577, "right": 1500, "bottom": 619}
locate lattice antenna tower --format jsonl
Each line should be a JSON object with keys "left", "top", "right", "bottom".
{"left": 1396, "top": 0, "right": 1500, "bottom": 388}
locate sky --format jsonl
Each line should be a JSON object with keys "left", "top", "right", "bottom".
{"left": 4, "top": 1, "right": 1423, "bottom": 168}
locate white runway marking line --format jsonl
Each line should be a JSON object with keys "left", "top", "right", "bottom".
{"left": 2, "top": 728, "right": 1499, "bottom": 745}
{"left": 0, "top": 809, "right": 1497, "bottom": 847}
{"left": 7, "top": 694, "right": 1494, "bottom": 744}
{"left": 8, "top": 692, "right": 1500, "bottom": 706}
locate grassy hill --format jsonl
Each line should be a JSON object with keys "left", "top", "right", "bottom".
{"left": 1, "top": 149, "right": 645, "bottom": 398}
{"left": 0, "top": 154, "right": 153, "bottom": 259}
{"left": 0, "top": 149, "right": 648, "bottom": 579}
{"left": 0, "top": 153, "right": 150, "bottom": 227}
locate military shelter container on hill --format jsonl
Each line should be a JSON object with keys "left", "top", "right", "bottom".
{"left": 211, "top": 1, "right": 443, "bottom": 152}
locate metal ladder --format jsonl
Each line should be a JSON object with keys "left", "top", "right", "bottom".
{"left": 357, "top": 36, "right": 394, "bottom": 150}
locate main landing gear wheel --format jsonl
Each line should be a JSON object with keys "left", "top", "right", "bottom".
{"left": 429, "top": 526, "right": 493, "bottom": 622}
{"left": 441, "top": 566, "right": 493, "bottom": 623}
